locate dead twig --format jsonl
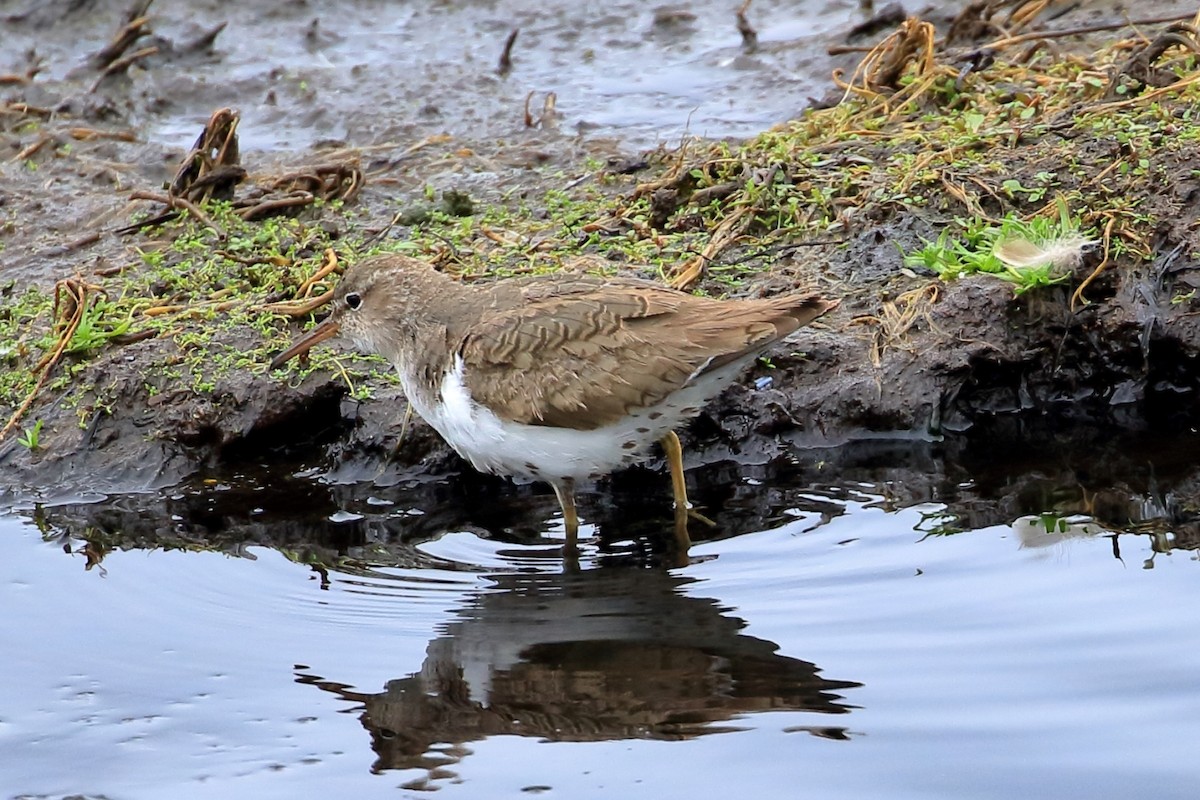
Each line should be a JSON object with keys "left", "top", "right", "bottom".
{"left": 1006, "top": 0, "right": 1052, "bottom": 32}
{"left": 180, "top": 21, "right": 226, "bottom": 54}
{"left": 737, "top": 0, "right": 758, "bottom": 53}
{"left": 139, "top": 300, "right": 239, "bottom": 320}
{"left": 1104, "top": 23, "right": 1200, "bottom": 98}
{"left": 523, "top": 91, "right": 559, "bottom": 129}
{"left": 65, "top": 232, "right": 103, "bottom": 252}
{"left": 122, "top": 108, "right": 243, "bottom": 233}
{"left": 267, "top": 160, "right": 364, "bottom": 203}
{"left": 1070, "top": 216, "right": 1116, "bottom": 311}
{"left": 238, "top": 192, "right": 314, "bottom": 220}
{"left": 297, "top": 249, "right": 341, "bottom": 297}
{"left": 129, "top": 190, "right": 224, "bottom": 237}
{"left": 1090, "top": 71, "right": 1200, "bottom": 113}
{"left": 89, "top": 0, "right": 154, "bottom": 70}
{"left": 0, "top": 102, "right": 55, "bottom": 118}
{"left": 69, "top": 127, "right": 138, "bottom": 142}
{"left": 257, "top": 250, "right": 341, "bottom": 317}
{"left": 1, "top": 277, "right": 97, "bottom": 442}
{"left": 180, "top": 164, "right": 249, "bottom": 200}
{"left": 497, "top": 28, "right": 519, "bottom": 75}
{"left": 632, "top": 140, "right": 696, "bottom": 199}
{"left": 983, "top": 11, "right": 1200, "bottom": 50}
{"left": 0, "top": 52, "right": 42, "bottom": 85}
{"left": 89, "top": 45, "right": 158, "bottom": 92}
{"left": 169, "top": 106, "right": 242, "bottom": 202}
{"left": 9, "top": 134, "right": 50, "bottom": 163}
{"left": 122, "top": 107, "right": 368, "bottom": 237}
{"left": 669, "top": 204, "right": 756, "bottom": 289}
{"left": 833, "top": 17, "right": 937, "bottom": 103}
{"left": 260, "top": 289, "right": 336, "bottom": 317}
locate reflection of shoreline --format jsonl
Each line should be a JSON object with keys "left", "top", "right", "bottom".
{"left": 298, "top": 567, "right": 860, "bottom": 787}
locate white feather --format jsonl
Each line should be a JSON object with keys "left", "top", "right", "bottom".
{"left": 993, "top": 233, "right": 1095, "bottom": 271}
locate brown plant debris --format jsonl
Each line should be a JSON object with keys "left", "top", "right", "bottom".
{"left": 523, "top": 92, "right": 559, "bottom": 129}
{"left": 547, "top": 2, "right": 1200, "bottom": 329}
{"left": 260, "top": 248, "right": 342, "bottom": 317}
{"left": 0, "top": 52, "right": 43, "bottom": 85}
{"left": 946, "top": 0, "right": 1052, "bottom": 45}
{"left": 838, "top": 16, "right": 938, "bottom": 96}
{"left": 1, "top": 277, "right": 101, "bottom": 442}
{"left": 123, "top": 108, "right": 365, "bottom": 234}
{"left": 737, "top": 0, "right": 759, "bottom": 53}
{"left": 1106, "top": 22, "right": 1200, "bottom": 98}
{"left": 498, "top": 28, "right": 519, "bottom": 76}
{"left": 169, "top": 106, "right": 243, "bottom": 203}
{"left": 89, "top": 0, "right": 154, "bottom": 71}
{"left": 854, "top": 283, "right": 943, "bottom": 368}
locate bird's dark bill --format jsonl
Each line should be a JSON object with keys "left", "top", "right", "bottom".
{"left": 269, "top": 318, "right": 341, "bottom": 370}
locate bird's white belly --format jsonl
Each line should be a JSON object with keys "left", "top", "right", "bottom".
{"left": 399, "top": 356, "right": 737, "bottom": 483}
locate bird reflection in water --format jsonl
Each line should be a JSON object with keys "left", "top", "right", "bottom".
{"left": 296, "top": 566, "right": 860, "bottom": 788}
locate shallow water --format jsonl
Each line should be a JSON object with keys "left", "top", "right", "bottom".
{"left": 4, "top": 436, "right": 1199, "bottom": 799}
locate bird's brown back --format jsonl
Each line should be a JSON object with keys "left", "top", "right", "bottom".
{"left": 459, "top": 277, "right": 836, "bottom": 430}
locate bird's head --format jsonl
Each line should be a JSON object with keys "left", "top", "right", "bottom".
{"left": 269, "top": 254, "right": 454, "bottom": 371}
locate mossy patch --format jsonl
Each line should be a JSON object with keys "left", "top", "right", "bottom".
{"left": 581, "top": 25, "right": 1200, "bottom": 298}
{"left": 0, "top": 201, "right": 399, "bottom": 435}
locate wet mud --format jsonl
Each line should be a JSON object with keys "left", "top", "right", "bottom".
{"left": 28, "top": 423, "right": 1200, "bottom": 574}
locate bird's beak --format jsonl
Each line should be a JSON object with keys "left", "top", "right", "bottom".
{"left": 269, "top": 316, "right": 341, "bottom": 370}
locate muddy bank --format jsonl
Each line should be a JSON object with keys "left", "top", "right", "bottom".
{"left": 4, "top": 0, "right": 1200, "bottom": 504}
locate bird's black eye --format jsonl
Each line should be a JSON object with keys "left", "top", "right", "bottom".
{"left": 345, "top": 292, "right": 362, "bottom": 310}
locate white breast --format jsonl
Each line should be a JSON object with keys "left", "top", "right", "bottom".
{"left": 398, "top": 355, "right": 743, "bottom": 484}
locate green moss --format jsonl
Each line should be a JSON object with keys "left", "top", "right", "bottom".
{"left": 0, "top": 199, "right": 399, "bottom": 424}
{"left": 0, "top": 286, "right": 55, "bottom": 407}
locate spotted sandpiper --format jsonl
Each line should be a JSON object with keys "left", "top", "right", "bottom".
{"left": 271, "top": 254, "right": 837, "bottom": 554}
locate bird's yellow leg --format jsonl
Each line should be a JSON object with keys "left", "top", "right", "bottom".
{"left": 379, "top": 404, "right": 415, "bottom": 474}
{"left": 671, "top": 502, "right": 692, "bottom": 561}
{"left": 661, "top": 431, "right": 716, "bottom": 531}
{"left": 661, "top": 431, "right": 701, "bottom": 560}
{"left": 552, "top": 479, "right": 580, "bottom": 556}
{"left": 661, "top": 430, "right": 689, "bottom": 511}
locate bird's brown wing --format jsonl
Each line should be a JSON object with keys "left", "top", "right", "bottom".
{"left": 458, "top": 283, "right": 834, "bottom": 431}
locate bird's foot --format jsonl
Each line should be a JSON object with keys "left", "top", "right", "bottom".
{"left": 685, "top": 506, "right": 717, "bottom": 528}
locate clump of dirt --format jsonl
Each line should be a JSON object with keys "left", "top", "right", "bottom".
{"left": 5, "top": 0, "right": 1200, "bottom": 503}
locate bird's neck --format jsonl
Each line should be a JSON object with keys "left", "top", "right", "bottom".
{"left": 373, "top": 276, "right": 480, "bottom": 385}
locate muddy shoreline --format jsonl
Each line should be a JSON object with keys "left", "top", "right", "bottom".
{"left": 4, "top": 0, "right": 1200, "bottom": 508}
